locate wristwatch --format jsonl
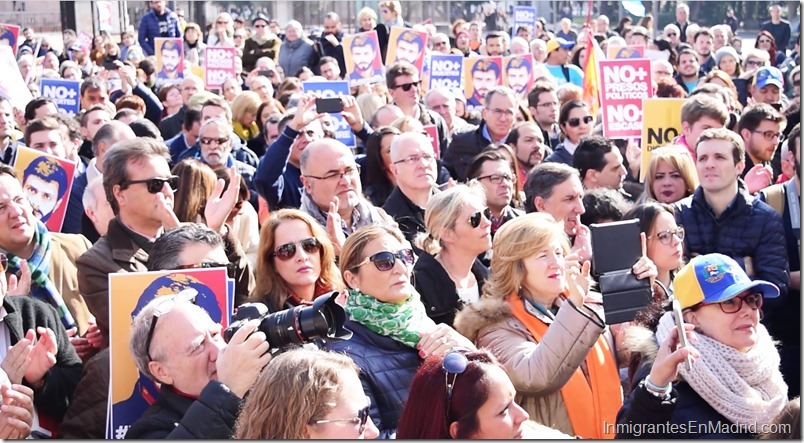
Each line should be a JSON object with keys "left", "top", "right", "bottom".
{"left": 642, "top": 377, "right": 672, "bottom": 401}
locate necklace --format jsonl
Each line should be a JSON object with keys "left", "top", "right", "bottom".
{"left": 436, "top": 254, "right": 476, "bottom": 289}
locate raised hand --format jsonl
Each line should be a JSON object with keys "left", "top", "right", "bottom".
{"left": 289, "top": 94, "right": 324, "bottom": 132}
{"left": 743, "top": 163, "right": 774, "bottom": 195}
{"left": 6, "top": 260, "right": 31, "bottom": 297}
{"left": 24, "top": 327, "right": 58, "bottom": 389}
{"left": 216, "top": 320, "right": 271, "bottom": 398}
{"left": 204, "top": 166, "right": 241, "bottom": 234}
{"left": 325, "top": 196, "right": 346, "bottom": 256}
{"left": 1, "top": 340, "right": 33, "bottom": 385}
{"left": 632, "top": 232, "right": 658, "bottom": 284}
{"left": 647, "top": 324, "right": 699, "bottom": 387}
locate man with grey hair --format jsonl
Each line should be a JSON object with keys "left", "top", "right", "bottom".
{"left": 82, "top": 177, "right": 115, "bottom": 237}
{"left": 595, "top": 15, "right": 616, "bottom": 38}
{"left": 299, "top": 138, "right": 392, "bottom": 252}
{"left": 443, "top": 86, "right": 517, "bottom": 181}
{"left": 382, "top": 132, "right": 439, "bottom": 244}
{"left": 424, "top": 89, "right": 470, "bottom": 135}
{"left": 197, "top": 117, "right": 257, "bottom": 209}
{"left": 430, "top": 32, "right": 452, "bottom": 54}
{"left": 663, "top": 23, "right": 681, "bottom": 48}
{"left": 530, "top": 38, "right": 547, "bottom": 63}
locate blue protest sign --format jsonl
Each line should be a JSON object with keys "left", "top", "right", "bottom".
{"left": 302, "top": 80, "right": 356, "bottom": 149}
{"left": 428, "top": 54, "right": 463, "bottom": 90}
{"left": 511, "top": 6, "right": 538, "bottom": 39}
{"left": 40, "top": 78, "right": 81, "bottom": 116}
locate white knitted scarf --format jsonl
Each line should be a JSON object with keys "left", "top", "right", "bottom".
{"left": 655, "top": 311, "right": 788, "bottom": 427}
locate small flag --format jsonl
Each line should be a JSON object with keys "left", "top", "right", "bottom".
{"left": 582, "top": 31, "right": 604, "bottom": 117}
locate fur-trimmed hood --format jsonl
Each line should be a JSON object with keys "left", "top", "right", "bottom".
{"left": 623, "top": 324, "right": 660, "bottom": 367}
{"left": 453, "top": 296, "right": 512, "bottom": 343}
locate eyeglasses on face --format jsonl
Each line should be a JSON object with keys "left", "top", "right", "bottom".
{"left": 175, "top": 261, "right": 237, "bottom": 278}
{"left": 488, "top": 107, "right": 516, "bottom": 119}
{"left": 145, "top": 288, "right": 198, "bottom": 361}
{"left": 745, "top": 59, "right": 764, "bottom": 67}
{"left": 200, "top": 136, "right": 229, "bottom": 146}
{"left": 752, "top": 130, "right": 782, "bottom": 141}
{"left": 310, "top": 396, "right": 372, "bottom": 435}
{"left": 356, "top": 249, "right": 415, "bottom": 271}
{"left": 443, "top": 349, "right": 470, "bottom": 421}
{"left": 566, "top": 115, "right": 594, "bottom": 127}
{"left": 468, "top": 208, "right": 490, "bottom": 228}
{"left": 704, "top": 292, "right": 764, "bottom": 314}
{"left": 393, "top": 80, "right": 420, "bottom": 91}
{"left": 393, "top": 153, "right": 435, "bottom": 166}
{"left": 477, "top": 173, "right": 513, "bottom": 184}
{"left": 649, "top": 226, "right": 685, "bottom": 245}
{"left": 120, "top": 176, "right": 179, "bottom": 194}
{"left": 270, "top": 237, "right": 322, "bottom": 261}
{"left": 666, "top": 32, "right": 677, "bottom": 37}
{"left": 303, "top": 164, "right": 360, "bottom": 181}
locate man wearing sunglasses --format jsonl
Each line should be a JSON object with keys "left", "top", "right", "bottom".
{"left": 197, "top": 118, "right": 258, "bottom": 209}
{"left": 663, "top": 23, "right": 681, "bottom": 49}
{"left": 737, "top": 104, "right": 786, "bottom": 194}
{"left": 386, "top": 63, "right": 449, "bottom": 156}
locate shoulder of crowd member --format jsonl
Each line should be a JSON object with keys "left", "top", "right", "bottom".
{"left": 453, "top": 295, "right": 510, "bottom": 342}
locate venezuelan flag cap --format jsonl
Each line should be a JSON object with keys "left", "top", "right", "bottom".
{"left": 674, "top": 253, "right": 779, "bottom": 309}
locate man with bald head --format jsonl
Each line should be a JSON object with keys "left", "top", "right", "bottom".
{"left": 159, "top": 75, "right": 204, "bottom": 140}
{"left": 299, "top": 138, "right": 393, "bottom": 252}
{"left": 382, "top": 132, "right": 439, "bottom": 244}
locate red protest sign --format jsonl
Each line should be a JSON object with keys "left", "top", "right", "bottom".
{"left": 423, "top": 124, "right": 439, "bottom": 157}
{"left": 598, "top": 59, "right": 652, "bottom": 139}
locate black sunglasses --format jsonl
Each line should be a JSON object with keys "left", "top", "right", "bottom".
{"left": 443, "top": 349, "right": 470, "bottom": 421}
{"left": 468, "top": 209, "right": 489, "bottom": 228}
{"left": 121, "top": 176, "right": 179, "bottom": 194}
{"left": 270, "top": 238, "right": 321, "bottom": 261}
{"left": 356, "top": 249, "right": 415, "bottom": 272}
{"left": 394, "top": 81, "right": 420, "bottom": 91}
{"left": 176, "top": 261, "right": 237, "bottom": 278}
{"left": 310, "top": 396, "right": 372, "bottom": 434}
{"left": 145, "top": 288, "right": 198, "bottom": 361}
{"left": 567, "top": 115, "right": 594, "bottom": 127}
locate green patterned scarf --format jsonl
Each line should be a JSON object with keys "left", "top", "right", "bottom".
{"left": 344, "top": 288, "right": 436, "bottom": 349}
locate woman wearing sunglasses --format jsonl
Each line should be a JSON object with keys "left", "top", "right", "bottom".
{"left": 546, "top": 100, "right": 593, "bottom": 165}
{"left": 250, "top": 209, "right": 343, "bottom": 313}
{"left": 235, "top": 348, "right": 379, "bottom": 439}
{"left": 413, "top": 184, "right": 491, "bottom": 327}
{"left": 454, "top": 213, "right": 622, "bottom": 438}
{"left": 639, "top": 145, "right": 698, "bottom": 205}
{"left": 324, "top": 225, "right": 475, "bottom": 438}
{"left": 754, "top": 30, "right": 785, "bottom": 68}
{"left": 618, "top": 254, "right": 788, "bottom": 438}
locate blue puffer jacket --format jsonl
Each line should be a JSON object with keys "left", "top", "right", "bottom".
{"left": 323, "top": 320, "right": 422, "bottom": 439}
{"left": 137, "top": 8, "right": 182, "bottom": 56}
{"left": 673, "top": 185, "right": 789, "bottom": 300}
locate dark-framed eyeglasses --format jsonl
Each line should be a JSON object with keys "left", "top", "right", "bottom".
{"left": 270, "top": 237, "right": 322, "bottom": 261}
{"left": 443, "top": 349, "right": 469, "bottom": 421}
{"left": 0, "top": 253, "right": 7, "bottom": 273}
{"left": 310, "top": 396, "right": 372, "bottom": 435}
{"left": 567, "top": 115, "right": 594, "bottom": 127}
{"left": 175, "top": 261, "right": 237, "bottom": 278}
{"left": 648, "top": 226, "right": 685, "bottom": 245}
{"left": 393, "top": 80, "right": 421, "bottom": 91}
{"left": 200, "top": 136, "right": 230, "bottom": 146}
{"left": 752, "top": 130, "right": 783, "bottom": 141}
{"left": 468, "top": 208, "right": 489, "bottom": 228}
{"left": 120, "top": 176, "right": 179, "bottom": 194}
{"left": 477, "top": 173, "right": 513, "bottom": 184}
{"left": 745, "top": 59, "right": 764, "bottom": 67}
{"left": 392, "top": 153, "right": 435, "bottom": 166}
{"left": 303, "top": 164, "right": 360, "bottom": 181}
{"left": 705, "top": 292, "right": 764, "bottom": 314}
{"left": 356, "top": 249, "right": 415, "bottom": 272}
{"left": 145, "top": 288, "right": 198, "bottom": 361}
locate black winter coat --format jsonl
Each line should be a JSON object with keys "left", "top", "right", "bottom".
{"left": 382, "top": 187, "right": 428, "bottom": 246}
{"left": 323, "top": 321, "right": 422, "bottom": 439}
{"left": 412, "top": 253, "right": 489, "bottom": 326}
{"left": 442, "top": 123, "right": 496, "bottom": 181}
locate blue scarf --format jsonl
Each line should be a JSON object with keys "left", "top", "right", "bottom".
{"left": 5, "top": 220, "right": 76, "bottom": 329}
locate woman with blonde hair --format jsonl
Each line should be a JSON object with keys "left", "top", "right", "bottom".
{"left": 413, "top": 184, "right": 491, "bottom": 326}
{"left": 454, "top": 213, "right": 622, "bottom": 438}
{"left": 231, "top": 91, "right": 261, "bottom": 142}
{"left": 357, "top": 7, "right": 378, "bottom": 32}
{"left": 639, "top": 145, "right": 698, "bottom": 204}
{"left": 324, "top": 225, "right": 475, "bottom": 438}
{"left": 207, "top": 12, "right": 234, "bottom": 47}
{"left": 235, "top": 349, "right": 380, "bottom": 439}
{"left": 251, "top": 209, "right": 343, "bottom": 313}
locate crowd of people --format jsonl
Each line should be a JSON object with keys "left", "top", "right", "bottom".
{"left": 0, "top": 0, "right": 800, "bottom": 439}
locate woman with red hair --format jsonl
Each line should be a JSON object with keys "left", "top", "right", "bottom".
{"left": 755, "top": 30, "right": 786, "bottom": 67}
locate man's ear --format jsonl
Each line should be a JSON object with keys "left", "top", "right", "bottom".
{"left": 148, "top": 361, "right": 173, "bottom": 386}
{"left": 449, "top": 421, "right": 460, "bottom": 439}
{"left": 300, "top": 175, "right": 313, "bottom": 194}
{"left": 681, "top": 121, "right": 691, "bottom": 137}
{"left": 112, "top": 184, "right": 125, "bottom": 209}
{"left": 533, "top": 196, "right": 546, "bottom": 212}
{"left": 739, "top": 128, "right": 751, "bottom": 143}
{"left": 735, "top": 160, "right": 745, "bottom": 177}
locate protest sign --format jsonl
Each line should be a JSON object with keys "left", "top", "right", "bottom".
{"left": 503, "top": 54, "right": 534, "bottom": 102}
{"left": 511, "top": 6, "right": 538, "bottom": 39}
{"left": 640, "top": 98, "right": 685, "bottom": 181}
{"left": 40, "top": 78, "right": 81, "bottom": 116}
{"left": 463, "top": 57, "right": 502, "bottom": 110}
{"left": 205, "top": 46, "right": 236, "bottom": 89}
{"left": 97, "top": 1, "right": 114, "bottom": 32}
{"left": 107, "top": 268, "right": 231, "bottom": 439}
{"left": 0, "top": 23, "right": 20, "bottom": 56}
{"left": 13, "top": 146, "right": 76, "bottom": 233}
{"left": 428, "top": 54, "right": 463, "bottom": 91}
{"left": 423, "top": 124, "right": 439, "bottom": 157}
{"left": 77, "top": 31, "right": 93, "bottom": 52}
{"left": 155, "top": 37, "right": 184, "bottom": 87}
{"left": 385, "top": 26, "right": 428, "bottom": 73}
{"left": 0, "top": 46, "right": 33, "bottom": 110}
{"left": 598, "top": 58, "right": 652, "bottom": 139}
{"left": 606, "top": 45, "right": 645, "bottom": 60}
{"left": 344, "top": 31, "right": 384, "bottom": 87}
{"left": 303, "top": 80, "right": 356, "bottom": 149}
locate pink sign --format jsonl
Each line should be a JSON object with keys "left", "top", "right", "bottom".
{"left": 205, "top": 46, "right": 236, "bottom": 89}
{"left": 598, "top": 59, "right": 652, "bottom": 139}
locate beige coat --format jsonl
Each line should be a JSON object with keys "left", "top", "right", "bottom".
{"left": 454, "top": 295, "right": 609, "bottom": 436}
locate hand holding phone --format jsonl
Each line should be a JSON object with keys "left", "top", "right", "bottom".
{"left": 672, "top": 299, "right": 692, "bottom": 371}
{"left": 316, "top": 97, "right": 344, "bottom": 114}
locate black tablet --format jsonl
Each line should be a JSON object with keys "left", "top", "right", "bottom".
{"left": 589, "top": 218, "right": 642, "bottom": 275}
